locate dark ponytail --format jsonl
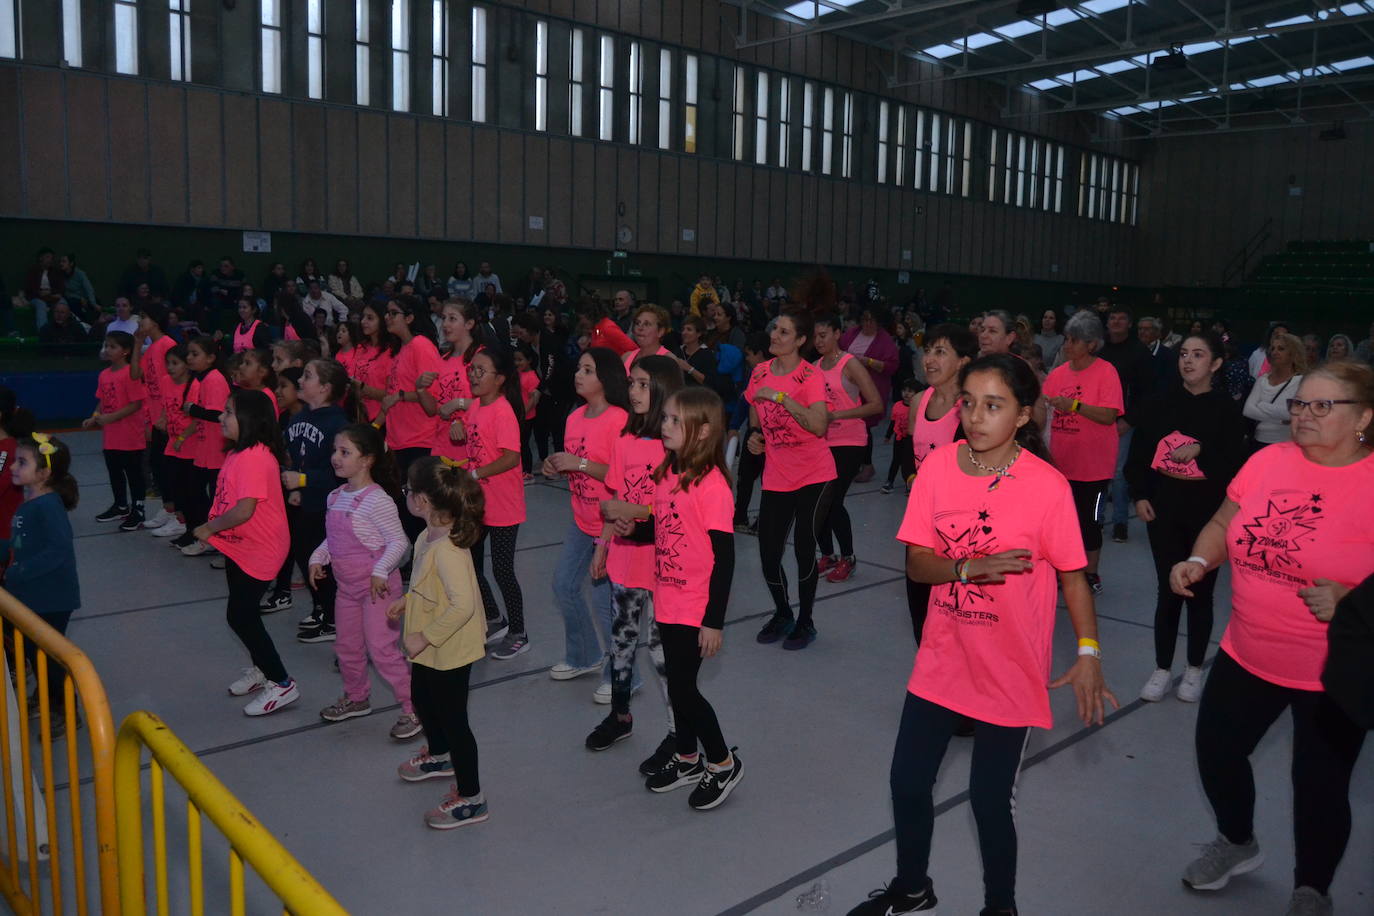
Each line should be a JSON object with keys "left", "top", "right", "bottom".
{"left": 958, "top": 353, "right": 1049, "bottom": 462}
{"left": 474, "top": 347, "right": 524, "bottom": 427}
{"left": 20, "top": 434, "right": 79, "bottom": 510}
{"left": 337, "top": 423, "right": 402, "bottom": 502}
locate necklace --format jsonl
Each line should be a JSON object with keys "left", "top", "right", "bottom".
{"left": 967, "top": 442, "right": 1021, "bottom": 492}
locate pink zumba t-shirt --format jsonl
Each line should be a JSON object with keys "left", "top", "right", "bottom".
{"left": 623, "top": 345, "right": 673, "bottom": 374}
{"left": 910, "top": 387, "right": 961, "bottom": 475}
{"left": 430, "top": 349, "right": 475, "bottom": 460}
{"left": 891, "top": 401, "right": 910, "bottom": 442}
{"left": 140, "top": 335, "right": 176, "bottom": 429}
{"left": 163, "top": 377, "right": 195, "bottom": 458}
{"left": 208, "top": 443, "right": 290, "bottom": 581}
{"left": 652, "top": 467, "right": 735, "bottom": 627}
{"left": 1151, "top": 431, "right": 1205, "bottom": 479}
{"left": 745, "top": 358, "right": 837, "bottom": 492}
{"left": 564, "top": 404, "right": 630, "bottom": 536}
{"left": 1222, "top": 442, "right": 1374, "bottom": 690}
{"left": 464, "top": 396, "right": 525, "bottom": 527}
{"left": 605, "top": 434, "right": 666, "bottom": 590}
{"left": 897, "top": 442, "right": 1087, "bottom": 729}
{"left": 352, "top": 344, "right": 395, "bottom": 421}
{"left": 818, "top": 353, "right": 868, "bottom": 447}
{"left": 386, "top": 335, "right": 444, "bottom": 450}
{"left": 520, "top": 370, "right": 539, "bottom": 420}
{"left": 193, "top": 371, "right": 230, "bottom": 470}
{"left": 1043, "top": 358, "right": 1124, "bottom": 482}
{"left": 97, "top": 365, "right": 147, "bottom": 451}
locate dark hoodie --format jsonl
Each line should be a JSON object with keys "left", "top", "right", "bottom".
{"left": 282, "top": 404, "right": 349, "bottom": 513}
{"left": 1124, "top": 383, "right": 1249, "bottom": 504}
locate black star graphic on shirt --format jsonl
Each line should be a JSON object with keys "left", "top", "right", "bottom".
{"left": 977, "top": 510, "right": 990, "bottom": 521}
{"left": 1311, "top": 493, "right": 1322, "bottom": 503}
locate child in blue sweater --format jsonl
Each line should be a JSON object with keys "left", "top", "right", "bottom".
{"left": 8, "top": 432, "right": 81, "bottom": 735}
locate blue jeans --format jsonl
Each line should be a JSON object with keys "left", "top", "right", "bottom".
{"left": 1110, "top": 426, "right": 1133, "bottom": 526}
{"left": 552, "top": 523, "right": 614, "bottom": 670}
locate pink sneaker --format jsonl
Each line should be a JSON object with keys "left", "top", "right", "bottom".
{"left": 825, "top": 556, "right": 857, "bottom": 583}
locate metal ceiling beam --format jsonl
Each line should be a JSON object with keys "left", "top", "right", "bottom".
{"left": 889, "top": 9, "right": 1374, "bottom": 85}
{"left": 1105, "top": 108, "right": 1374, "bottom": 140}
{"left": 730, "top": 0, "right": 985, "bottom": 48}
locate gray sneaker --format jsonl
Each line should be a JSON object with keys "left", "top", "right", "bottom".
{"left": 1285, "top": 887, "right": 1333, "bottom": 916}
{"left": 1182, "top": 834, "right": 1264, "bottom": 891}
{"left": 489, "top": 633, "right": 530, "bottom": 660}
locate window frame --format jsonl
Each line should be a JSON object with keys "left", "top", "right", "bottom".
{"left": 683, "top": 53, "right": 698, "bottom": 154}
{"left": 171, "top": 0, "right": 193, "bottom": 83}
{"left": 627, "top": 40, "right": 643, "bottom": 145}
{"left": 389, "top": 0, "right": 409, "bottom": 110}
{"left": 471, "top": 5, "right": 488, "bottom": 122}
{"left": 597, "top": 33, "right": 614, "bottom": 142}
{"left": 534, "top": 19, "right": 548, "bottom": 130}
{"left": 657, "top": 48, "right": 672, "bottom": 151}
{"left": 431, "top": 0, "right": 449, "bottom": 116}
{"left": 753, "top": 71, "right": 769, "bottom": 166}
{"left": 355, "top": 0, "right": 370, "bottom": 105}
{"left": 260, "top": 0, "right": 283, "bottom": 94}
{"left": 306, "top": 0, "right": 324, "bottom": 98}
{"left": 114, "top": 0, "right": 139, "bottom": 75}
{"left": 569, "top": 28, "right": 585, "bottom": 137}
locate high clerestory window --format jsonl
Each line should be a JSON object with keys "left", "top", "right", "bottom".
{"left": 261, "top": 0, "right": 282, "bottom": 94}
{"left": 171, "top": 0, "right": 193, "bottom": 82}
{"left": 114, "top": 0, "right": 138, "bottom": 74}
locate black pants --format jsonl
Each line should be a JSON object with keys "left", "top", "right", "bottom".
{"left": 11, "top": 611, "right": 74, "bottom": 713}
{"left": 757, "top": 481, "right": 832, "bottom": 626}
{"left": 164, "top": 455, "right": 195, "bottom": 517}
{"left": 273, "top": 505, "right": 336, "bottom": 623}
{"left": 183, "top": 466, "right": 219, "bottom": 531}
{"left": 536, "top": 399, "right": 567, "bottom": 454}
{"left": 907, "top": 576, "right": 931, "bottom": 644}
{"left": 103, "top": 448, "right": 145, "bottom": 509}
{"left": 225, "top": 558, "right": 288, "bottom": 684}
{"left": 1144, "top": 476, "right": 1223, "bottom": 669}
{"left": 472, "top": 523, "right": 524, "bottom": 634}
{"left": 732, "top": 438, "right": 764, "bottom": 526}
{"left": 411, "top": 662, "right": 480, "bottom": 797}
{"left": 861, "top": 425, "right": 874, "bottom": 465}
{"left": 392, "top": 447, "right": 430, "bottom": 542}
{"left": 148, "top": 429, "right": 170, "bottom": 507}
{"left": 1196, "top": 651, "right": 1366, "bottom": 894}
{"left": 660, "top": 623, "right": 728, "bottom": 763}
{"left": 817, "top": 445, "right": 865, "bottom": 558}
{"left": 886, "top": 438, "right": 915, "bottom": 486}
{"left": 1068, "top": 479, "right": 1110, "bottom": 552}
{"left": 890, "top": 692, "right": 1030, "bottom": 911}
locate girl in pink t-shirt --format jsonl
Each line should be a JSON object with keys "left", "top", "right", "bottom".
{"left": 233, "top": 348, "right": 279, "bottom": 417}
{"left": 858, "top": 353, "right": 1117, "bottom": 916}
{"left": 513, "top": 347, "right": 541, "bottom": 480}
{"left": 458, "top": 348, "right": 527, "bottom": 660}
{"left": 543, "top": 348, "right": 630, "bottom": 685}
{"left": 132, "top": 308, "right": 178, "bottom": 531}
{"left": 420, "top": 299, "right": 484, "bottom": 463}
{"left": 587, "top": 355, "right": 684, "bottom": 767}
{"left": 641, "top": 386, "right": 743, "bottom": 810}
{"left": 744, "top": 309, "right": 836, "bottom": 650}
{"left": 380, "top": 297, "right": 444, "bottom": 540}
{"left": 152, "top": 344, "right": 196, "bottom": 542}
{"left": 350, "top": 303, "right": 398, "bottom": 422}
{"left": 192, "top": 389, "right": 298, "bottom": 717}
{"left": 179, "top": 336, "right": 231, "bottom": 555}
{"left": 83, "top": 331, "right": 147, "bottom": 528}
{"left": 812, "top": 313, "right": 883, "bottom": 584}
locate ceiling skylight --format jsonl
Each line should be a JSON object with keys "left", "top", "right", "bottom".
{"left": 918, "top": 0, "right": 1130, "bottom": 61}
{"left": 783, "top": 0, "right": 862, "bottom": 21}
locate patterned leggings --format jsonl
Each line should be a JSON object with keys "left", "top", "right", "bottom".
{"left": 609, "top": 582, "right": 674, "bottom": 732}
{"left": 472, "top": 524, "right": 524, "bottom": 635}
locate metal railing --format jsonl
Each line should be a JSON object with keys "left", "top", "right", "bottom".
{"left": 0, "top": 588, "right": 120, "bottom": 916}
{"left": 1220, "top": 216, "right": 1275, "bottom": 287}
{"left": 115, "top": 711, "right": 348, "bottom": 916}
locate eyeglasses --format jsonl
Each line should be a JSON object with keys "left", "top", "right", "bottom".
{"left": 385, "top": 310, "right": 404, "bottom": 318}
{"left": 1287, "top": 398, "right": 1361, "bottom": 417}
{"left": 468, "top": 366, "right": 490, "bottom": 379}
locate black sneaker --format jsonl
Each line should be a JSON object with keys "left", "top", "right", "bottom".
{"left": 95, "top": 504, "right": 129, "bottom": 523}
{"left": 297, "top": 622, "right": 336, "bottom": 643}
{"left": 585, "top": 713, "right": 633, "bottom": 751}
{"left": 1112, "top": 523, "right": 1128, "bottom": 543}
{"left": 782, "top": 619, "right": 816, "bottom": 650}
{"left": 118, "top": 505, "right": 145, "bottom": 532}
{"left": 688, "top": 749, "right": 744, "bottom": 810}
{"left": 979, "top": 908, "right": 1018, "bottom": 916}
{"left": 1087, "top": 573, "right": 1103, "bottom": 595}
{"left": 259, "top": 591, "right": 293, "bottom": 614}
{"left": 638, "top": 733, "right": 677, "bottom": 776}
{"left": 170, "top": 531, "right": 197, "bottom": 549}
{"left": 846, "top": 881, "right": 938, "bottom": 915}
{"left": 644, "top": 754, "right": 706, "bottom": 793}
{"left": 756, "top": 613, "right": 795, "bottom": 644}
{"left": 880, "top": 482, "right": 895, "bottom": 494}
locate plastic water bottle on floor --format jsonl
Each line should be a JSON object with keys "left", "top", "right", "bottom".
{"left": 795, "top": 878, "right": 831, "bottom": 911}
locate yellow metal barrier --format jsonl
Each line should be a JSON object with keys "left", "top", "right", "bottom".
{"left": 0, "top": 587, "right": 120, "bottom": 916}
{"left": 115, "top": 711, "right": 348, "bottom": 916}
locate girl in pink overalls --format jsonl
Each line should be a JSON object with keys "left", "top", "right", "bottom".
{"left": 308, "top": 423, "right": 419, "bottom": 740}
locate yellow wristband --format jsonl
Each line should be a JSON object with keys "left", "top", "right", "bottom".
{"left": 298, "top": 473, "right": 307, "bottom": 489}
{"left": 370, "top": 422, "right": 381, "bottom": 429}
{"left": 773, "top": 390, "right": 786, "bottom": 404}
{"left": 1078, "top": 637, "right": 1100, "bottom": 650}
{"left": 1070, "top": 399, "right": 1081, "bottom": 413}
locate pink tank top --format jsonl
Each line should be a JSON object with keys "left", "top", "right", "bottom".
{"left": 284, "top": 324, "right": 300, "bottom": 341}
{"left": 911, "top": 387, "right": 962, "bottom": 475}
{"left": 232, "top": 320, "right": 261, "bottom": 353}
{"left": 818, "top": 353, "right": 866, "bottom": 447}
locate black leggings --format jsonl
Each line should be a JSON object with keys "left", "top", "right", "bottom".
{"left": 890, "top": 692, "right": 1030, "bottom": 911}
{"left": 392, "top": 447, "right": 430, "bottom": 542}
{"left": 907, "top": 576, "right": 931, "bottom": 644}
{"left": 184, "top": 466, "right": 219, "bottom": 531}
{"left": 411, "top": 662, "right": 480, "bottom": 797}
{"left": 164, "top": 455, "right": 195, "bottom": 518}
{"left": 1144, "top": 476, "right": 1222, "bottom": 669}
{"left": 225, "top": 558, "right": 288, "bottom": 684}
{"left": 471, "top": 523, "right": 524, "bottom": 635}
{"left": 103, "top": 448, "right": 145, "bottom": 509}
{"left": 757, "top": 481, "right": 832, "bottom": 627}
{"left": 886, "top": 438, "right": 915, "bottom": 487}
{"left": 732, "top": 437, "right": 764, "bottom": 526}
{"left": 272, "top": 505, "right": 336, "bottom": 622}
{"left": 817, "top": 445, "right": 865, "bottom": 558}
{"left": 1196, "top": 651, "right": 1366, "bottom": 894}
{"left": 1068, "top": 479, "right": 1110, "bottom": 553}
{"left": 660, "top": 623, "right": 728, "bottom": 763}
{"left": 148, "top": 429, "right": 170, "bottom": 507}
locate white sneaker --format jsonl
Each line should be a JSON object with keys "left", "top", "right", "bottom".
{"left": 243, "top": 679, "right": 299, "bottom": 716}
{"left": 180, "top": 540, "right": 209, "bottom": 557}
{"left": 142, "top": 509, "right": 173, "bottom": 529}
{"left": 1139, "top": 668, "right": 1172, "bottom": 702}
{"left": 228, "top": 666, "right": 266, "bottom": 696}
{"left": 1177, "top": 666, "right": 1206, "bottom": 703}
{"left": 152, "top": 520, "right": 186, "bottom": 538}
{"left": 549, "top": 662, "right": 603, "bottom": 681}
{"left": 592, "top": 682, "right": 641, "bottom": 704}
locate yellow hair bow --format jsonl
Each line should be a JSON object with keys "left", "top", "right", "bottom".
{"left": 30, "top": 432, "right": 56, "bottom": 468}
{"left": 438, "top": 455, "right": 468, "bottom": 469}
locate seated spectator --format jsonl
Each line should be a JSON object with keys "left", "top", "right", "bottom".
{"left": 172, "top": 260, "right": 210, "bottom": 314}
{"left": 91, "top": 297, "right": 140, "bottom": 340}
{"left": 24, "top": 247, "right": 65, "bottom": 328}
{"left": 117, "top": 247, "right": 169, "bottom": 301}
{"left": 766, "top": 277, "right": 787, "bottom": 302}
{"left": 1327, "top": 333, "right": 1356, "bottom": 363}
{"left": 474, "top": 260, "right": 502, "bottom": 295}
{"left": 207, "top": 257, "right": 245, "bottom": 313}
{"left": 537, "top": 268, "right": 567, "bottom": 308}
{"left": 37, "top": 301, "right": 90, "bottom": 347}
{"left": 328, "top": 259, "right": 365, "bottom": 305}
{"left": 58, "top": 253, "right": 99, "bottom": 320}
{"left": 303, "top": 279, "right": 347, "bottom": 325}
{"left": 473, "top": 282, "right": 499, "bottom": 317}
{"left": 416, "top": 264, "right": 444, "bottom": 301}
{"left": 165, "top": 307, "right": 193, "bottom": 344}
{"left": 370, "top": 279, "right": 395, "bottom": 307}
{"left": 262, "top": 262, "right": 291, "bottom": 302}
{"left": 130, "top": 282, "right": 165, "bottom": 316}
{"left": 296, "top": 257, "right": 325, "bottom": 291}
{"left": 689, "top": 274, "right": 719, "bottom": 317}
{"left": 611, "top": 288, "right": 636, "bottom": 332}
{"left": 1355, "top": 320, "right": 1374, "bottom": 363}
{"left": 447, "top": 261, "right": 474, "bottom": 299}
{"left": 271, "top": 289, "right": 315, "bottom": 342}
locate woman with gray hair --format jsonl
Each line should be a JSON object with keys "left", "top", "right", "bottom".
{"left": 1041, "top": 311, "right": 1124, "bottom": 595}
{"left": 1325, "top": 333, "right": 1355, "bottom": 363}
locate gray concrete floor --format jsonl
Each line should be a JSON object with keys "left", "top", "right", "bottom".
{"left": 41, "top": 431, "right": 1374, "bottom": 914}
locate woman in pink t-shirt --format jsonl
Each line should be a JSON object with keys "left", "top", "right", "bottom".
{"left": 379, "top": 296, "right": 444, "bottom": 540}
{"left": 350, "top": 303, "right": 399, "bottom": 422}
{"left": 191, "top": 389, "right": 297, "bottom": 716}
{"left": 744, "top": 309, "right": 837, "bottom": 650}
{"left": 1168, "top": 364, "right": 1373, "bottom": 911}
{"left": 812, "top": 313, "right": 882, "bottom": 584}
{"left": 641, "top": 387, "right": 743, "bottom": 810}
{"left": 854, "top": 353, "right": 1118, "bottom": 916}
{"left": 1041, "top": 311, "right": 1123, "bottom": 593}
{"left": 419, "top": 298, "right": 484, "bottom": 463}
{"left": 543, "top": 348, "right": 631, "bottom": 685}
{"left": 588, "top": 355, "right": 684, "bottom": 768}
{"left": 623, "top": 304, "right": 676, "bottom": 371}
{"left": 458, "top": 348, "right": 527, "bottom": 661}
{"left": 84, "top": 330, "right": 148, "bottom": 529}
